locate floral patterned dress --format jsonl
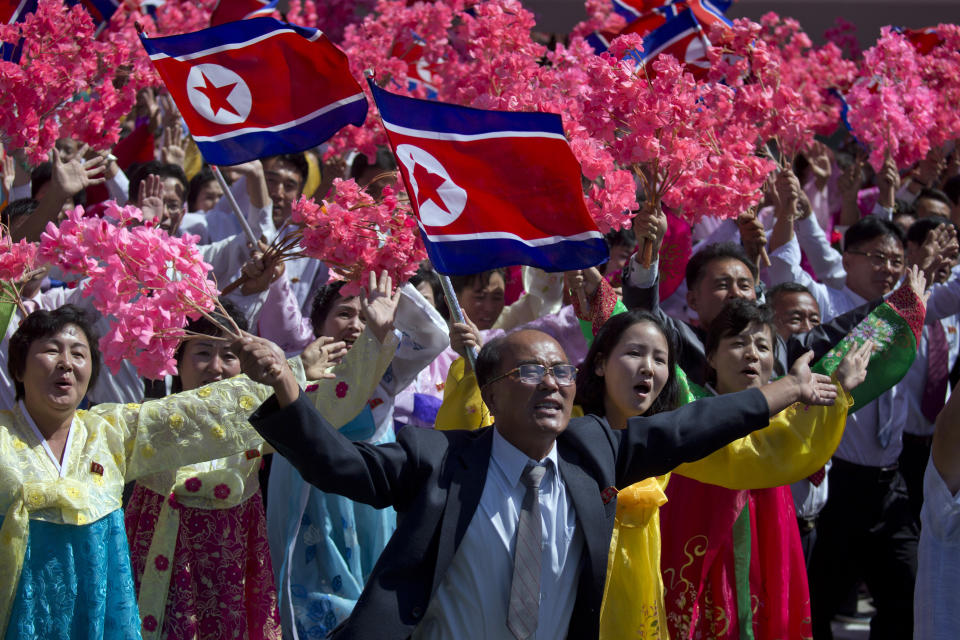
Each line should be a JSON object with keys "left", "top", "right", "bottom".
{"left": 123, "top": 343, "right": 399, "bottom": 640}
{"left": 0, "top": 374, "right": 279, "bottom": 639}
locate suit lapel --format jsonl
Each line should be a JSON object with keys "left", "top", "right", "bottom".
{"left": 557, "top": 444, "right": 608, "bottom": 595}
{"left": 431, "top": 427, "right": 494, "bottom": 594}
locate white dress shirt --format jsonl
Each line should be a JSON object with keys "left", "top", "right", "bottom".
{"left": 413, "top": 429, "right": 583, "bottom": 640}
{"left": 892, "top": 316, "right": 960, "bottom": 438}
{"left": 915, "top": 458, "right": 960, "bottom": 639}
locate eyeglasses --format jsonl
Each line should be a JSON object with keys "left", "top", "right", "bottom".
{"left": 846, "top": 250, "right": 905, "bottom": 270}
{"left": 483, "top": 363, "right": 578, "bottom": 387}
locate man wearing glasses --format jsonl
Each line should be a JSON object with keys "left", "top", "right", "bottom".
{"left": 767, "top": 205, "right": 960, "bottom": 636}
{"left": 241, "top": 319, "right": 838, "bottom": 640}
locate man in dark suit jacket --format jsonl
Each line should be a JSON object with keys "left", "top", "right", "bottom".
{"left": 234, "top": 327, "right": 838, "bottom": 640}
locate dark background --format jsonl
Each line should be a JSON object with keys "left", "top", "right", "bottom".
{"left": 519, "top": 0, "right": 960, "bottom": 44}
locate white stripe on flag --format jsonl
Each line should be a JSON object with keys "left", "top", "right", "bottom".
{"left": 423, "top": 229, "right": 604, "bottom": 246}
{"left": 148, "top": 27, "right": 305, "bottom": 61}
{"left": 191, "top": 92, "right": 366, "bottom": 142}
{"left": 382, "top": 121, "right": 567, "bottom": 143}
{"left": 645, "top": 27, "right": 700, "bottom": 62}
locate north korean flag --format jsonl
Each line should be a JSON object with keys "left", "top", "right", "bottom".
{"left": 900, "top": 26, "right": 943, "bottom": 55}
{"left": 210, "top": 0, "right": 277, "bottom": 27}
{"left": 370, "top": 82, "right": 608, "bottom": 276}
{"left": 72, "top": 0, "right": 120, "bottom": 28}
{"left": 590, "top": 1, "right": 730, "bottom": 74}
{"left": 139, "top": 17, "right": 368, "bottom": 166}
{"left": 2, "top": 0, "right": 118, "bottom": 61}
{"left": 620, "top": 8, "right": 726, "bottom": 78}
{"left": 389, "top": 31, "right": 439, "bottom": 99}
{"left": 1, "top": 0, "right": 34, "bottom": 61}
{"left": 611, "top": 0, "right": 731, "bottom": 23}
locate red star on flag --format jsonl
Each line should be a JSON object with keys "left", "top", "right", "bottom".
{"left": 413, "top": 162, "right": 449, "bottom": 213}
{"left": 195, "top": 71, "right": 240, "bottom": 117}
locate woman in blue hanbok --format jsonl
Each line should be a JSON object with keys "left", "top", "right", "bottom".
{"left": 258, "top": 272, "right": 449, "bottom": 639}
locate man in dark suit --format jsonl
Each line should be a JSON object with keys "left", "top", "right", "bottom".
{"left": 235, "top": 316, "right": 838, "bottom": 639}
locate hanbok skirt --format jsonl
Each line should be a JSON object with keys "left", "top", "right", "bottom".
{"left": 125, "top": 486, "right": 281, "bottom": 639}
{"left": 5, "top": 509, "right": 141, "bottom": 639}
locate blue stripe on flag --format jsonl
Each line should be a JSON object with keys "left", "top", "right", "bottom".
{"left": 194, "top": 98, "right": 368, "bottom": 165}
{"left": 586, "top": 31, "right": 610, "bottom": 54}
{"left": 640, "top": 8, "right": 699, "bottom": 62}
{"left": 139, "top": 16, "right": 318, "bottom": 59}
{"left": 422, "top": 236, "right": 609, "bottom": 275}
{"left": 612, "top": 0, "right": 642, "bottom": 21}
{"left": 371, "top": 82, "right": 565, "bottom": 137}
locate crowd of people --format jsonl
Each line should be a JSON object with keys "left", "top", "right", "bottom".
{"left": 4, "top": 15, "right": 960, "bottom": 640}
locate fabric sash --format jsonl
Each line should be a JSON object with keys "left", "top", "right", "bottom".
{"left": 812, "top": 284, "right": 924, "bottom": 411}
{"left": 136, "top": 467, "right": 253, "bottom": 640}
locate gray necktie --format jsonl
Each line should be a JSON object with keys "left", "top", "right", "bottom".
{"left": 507, "top": 463, "right": 547, "bottom": 640}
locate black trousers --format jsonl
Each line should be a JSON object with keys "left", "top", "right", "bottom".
{"left": 899, "top": 433, "right": 934, "bottom": 525}
{"left": 809, "top": 458, "right": 918, "bottom": 640}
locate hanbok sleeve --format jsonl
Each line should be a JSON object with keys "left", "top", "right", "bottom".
{"left": 673, "top": 380, "right": 853, "bottom": 489}
{"left": 93, "top": 358, "right": 307, "bottom": 480}
{"left": 378, "top": 284, "right": 450, "bottom": 396}
{"left": 493, "top": 268, "right": 563, "bottom": 330}
{"left": 435, "top": 358, "right": 493, "bottom": 431}
{"left": 299, "top": 328, "right": 401, "bottom": 428}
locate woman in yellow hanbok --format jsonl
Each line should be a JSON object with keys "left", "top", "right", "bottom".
{"left": 435, "top": 304, "right": 871, "bottom": 639}
{"left": 0, "top": 300, "right": 359, "bottom": 640}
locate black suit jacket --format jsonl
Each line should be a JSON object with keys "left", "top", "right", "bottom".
{"left": 251, "top": 386, "right": 771, "bottom": 640}
{"left": 621, "top": 276, "right": 882, "bottom": 384}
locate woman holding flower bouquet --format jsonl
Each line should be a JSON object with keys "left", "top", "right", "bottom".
{"left": 123, "top": 301, "right": 291, "bottom": 640}
{"left": 0, "top": 304, "right": 316, "bottom": 639}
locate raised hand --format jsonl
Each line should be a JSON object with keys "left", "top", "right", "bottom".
{"left": 2, "top": 149, "right": 15, "bottom": 197}
{"left": 631, "top": 201, "right": 667, "bottom": 267}
{"left": 51, "top": 143, "right": 106, "bottom": 198}
{"left": 160, "top": 123, "right": 189, "bottom": 168}
{"left": 804, "top": 141, "right": 834, "bottom": 188}
{"left": 838, "top": 156, "right": 865, "bottom": 226}
{"left": 232, "top": 332, "right": 290, "bottom": 386}
{"left": 901, "top": 264, "right": 930, "bottom": 304}
{"left": 774, "top": 169, "right": 801, "bottom": 221}
{"left": 360, "top": 270, "right": 401, "bottom": 343}
{"left": 17, "top": 265, "right": 50, "bottom": 299}
{"left": 450, "top": 313, "right": 482, "bottom": 364}
{"left": 737, "top": 208, "right": 769, "bottom": 267}
{"left": 876, "top": 153, "right": 900, "bottom": 209}
{"left": 788, "top": 350, "right": 839, "bottom": 406}
{"left": 239, "top": 240, "right": 284, "bottom": 295}
{"left": 564, "top": 268, "right": 602, "bottom": 316}
{"left": 915, "top": 223, "right": 959, "bottom": 285}
{"left": 301, "top": 336, "right": 349, "bottom": 380}
{"left": 834, "top": 339, "right": 874, "bottom": 393}
{"left": 138, "top": 173, "right": 165, "bottom": 224}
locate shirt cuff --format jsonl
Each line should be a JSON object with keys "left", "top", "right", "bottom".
{"left": 871, "top": 201, "right": 894, "bottom": 220}
{"left": 769, "top": 235, "right": 801, "bottom": 263}
{"left": 626, "top": 255, "right": 659, "bottom": 289}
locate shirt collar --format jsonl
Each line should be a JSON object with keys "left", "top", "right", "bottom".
{"left": 491, "top": 427, "right": 558, "bottom": 489}
{"left": 843, "top": 286, "right": 868, "bottom": 307}
{"left": 18, "top": 399, "right": 76, "bottom": 476}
